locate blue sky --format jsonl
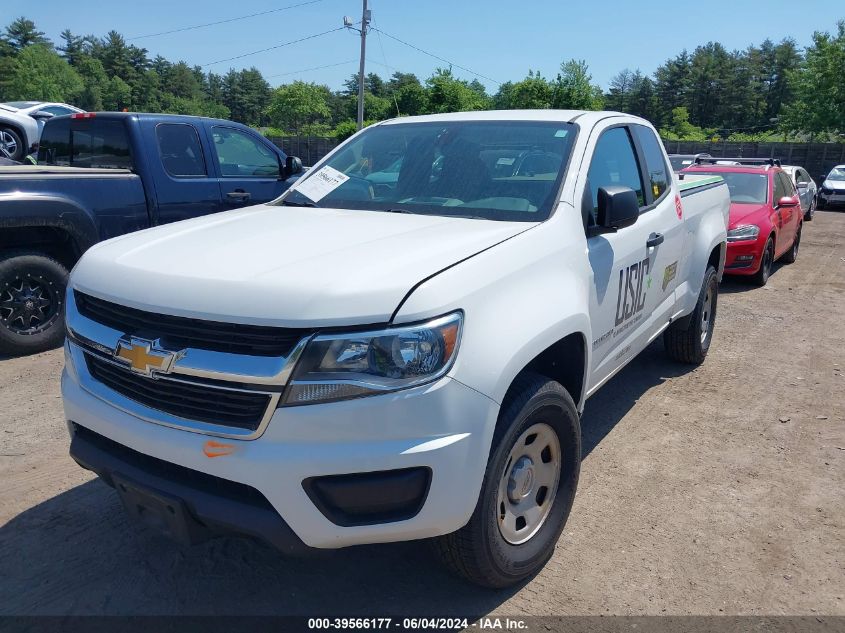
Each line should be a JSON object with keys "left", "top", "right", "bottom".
{"left": 3, "top": 0, "right": 843, "bottom": 92}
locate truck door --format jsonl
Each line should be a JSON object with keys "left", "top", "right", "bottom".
{"left": 152, "top": 122, "right": 224, "bottom": 225}
{"left": 583, "top": 124, "right": 684, "bottom": 389}
{"left": 206, "top": 125, "right": 289, "bottom": 208}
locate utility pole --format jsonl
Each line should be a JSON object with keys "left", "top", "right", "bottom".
{"left": 345, "top": 1, "right": 370, "bottom": 130}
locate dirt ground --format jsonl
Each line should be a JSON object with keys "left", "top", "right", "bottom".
{"left": 1, "top": 212, "right": 843, "bottom": 618}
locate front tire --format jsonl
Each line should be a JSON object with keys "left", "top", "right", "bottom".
{"left": 664, "top": 264, "right": 718, "bottom": 364}
{"left": 0, "top": 251, "right": 69, "bottom": 356}
{"left": 433, "top": 373, "right": 581, "bottom": 588}
{"left": 0, "top": 127, "right": 25, "bottom": 161}
{"left": 752, "top": 236, "right": 775, "bottom": 287}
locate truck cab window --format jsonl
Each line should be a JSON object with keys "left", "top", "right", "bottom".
{"left": 586, "top": 127, "right": 645, "bottom": 219}
{"left": 37, "top": 118, "right": 71, "bottom": 165}
{"left": 211, "top": 127, "right": 279, "bottom": 178}
{"left": 632, "top": 125, "right": 670, "bottom": 202}
{"left": 156, "top": 123, "right": 207, "bottom": 177}
{"left": 70, "top": 119, "right": 132, "bottom": 169}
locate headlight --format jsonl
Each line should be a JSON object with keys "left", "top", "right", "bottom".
{"left": 727, "top": 225, "right": 760, "bottom": 242}
{"left": 283, "top": 312, "right": 462, "bottom": 405}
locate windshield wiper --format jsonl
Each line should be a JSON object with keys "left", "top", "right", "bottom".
{"left": 386, "top": 208, "right": 418, "bottom": 214}
{"left": 280, "top": 199, "right": 318, "bottom": 208}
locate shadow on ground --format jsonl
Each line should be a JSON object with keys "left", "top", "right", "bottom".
{"left": 0, "top": 342, "right": 693, "bottom": 616}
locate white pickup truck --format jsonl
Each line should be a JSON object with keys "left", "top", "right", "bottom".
{"left": 63, "top": 110, "right": 729, "bottom": 587}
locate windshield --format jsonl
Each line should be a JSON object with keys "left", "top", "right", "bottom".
{"left": 828, "top": 168, "right": 845, "bottom": 181}
{"left": 277, "top": 120, "right": 577, "bottom": 221}
{"left": 690, "top": 171, "right": 768, "bottom": 204}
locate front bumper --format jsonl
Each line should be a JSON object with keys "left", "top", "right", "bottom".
{"left": 723, "top": 234, "right": 767, "bottom": 275}
{"left": 819, "top": 191, "right": 845, "bottom": 207}
{"left": 62, "top": 343, "right": 499, "bottom": 549}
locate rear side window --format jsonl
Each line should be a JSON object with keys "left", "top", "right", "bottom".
{"left": 156, "top": 123, "right": 207, "bottom": 177}
{"left": 777, "top": 172, "right": 795, "bottom": 199}
{"left": 40, "top": 118, "right": 131, "bottom": 169}
{"left": 632, "top": 125, "right": 670, "bottom": 201}
{"left": 37, "top": 118, "right": 71, "bottom": 165}
{"left": 211, "top": 126, "right": 279, "bottom": 178}
{"left": 587, "top": 127, "right": 645, "bottom": 214}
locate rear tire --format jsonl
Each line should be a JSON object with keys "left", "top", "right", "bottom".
{"left": 663, "top": 265, "right": 718, "bottom": 364}
{"left": 780, "top": 225, "right": 801, "bottom": 264}
{"left": 0, "top": 127, "right": 25, "bottom": 161}
{"left": 433, "top": 372, "right": 581, "bottom": 588}
{"left": 752, "top": 237, "right": 775, "bottom": 287}
{"left": 0, "top": 251, "right": 69, "bottom": 356}
{"left": 804, "top": 197, "right": 815, "bottom": 221}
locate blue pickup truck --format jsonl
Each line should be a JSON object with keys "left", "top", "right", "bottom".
{"left": 0, "top": 112, "right": 302, "bottom": 356}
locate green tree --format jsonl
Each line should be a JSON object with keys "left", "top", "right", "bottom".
{"left": 266, "top": 81, "right": 332, "bottom": 135}
{"left": 102, "top": 75, "right": 131, "bottom": 110}
{"left": 2, "top": 45, "right": 82, "bottom": 101}
{"left": 502, "top": 70, "right": 552, "bottom": 109}
{"left": 222, "top": 68, "right": 271, "bottom": 125}
{"left": 3, "top": 17, "right": 50, "bottom": 51}
{"left": 425, "top": 68, "right": 489, "bottom": 113}
{"left": 659, "top": 106, "right": 710, "bottom": 141}
{"left": 551, "top": 60, "right": 603, "bottom": 110}
{"left": 74, "top": 55, "right": 109, "bottom": 111}
{"left": 781, "top": 21, "right": 845, "bottom": 137}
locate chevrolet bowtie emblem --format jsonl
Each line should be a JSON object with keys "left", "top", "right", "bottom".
{"left": 114, "top": 337, "right": 182, "bottom": 377}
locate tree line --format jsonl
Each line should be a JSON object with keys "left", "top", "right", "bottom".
{"left": 0, "top": 17, "right": 842, "bottom": 142}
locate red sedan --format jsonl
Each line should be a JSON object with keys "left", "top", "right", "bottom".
{"left": 682, "top": 161, "right": 803, "bottom": 286}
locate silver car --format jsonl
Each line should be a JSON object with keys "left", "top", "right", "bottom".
{"left": 781, "top": 165, "right": 818, "bottom": 221}
{"left": 818, "top": 165, "right": 845, "bottom": 210}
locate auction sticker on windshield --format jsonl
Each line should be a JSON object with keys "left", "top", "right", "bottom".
{"left": 293, "top": 166, "right": 349, "bottom": 202}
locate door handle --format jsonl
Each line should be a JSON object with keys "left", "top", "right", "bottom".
{"left": 646, "top": 232, "right": 664, "bottom": 248}
{"left": 226, "top": 190, "right": 251, "bottom": 202}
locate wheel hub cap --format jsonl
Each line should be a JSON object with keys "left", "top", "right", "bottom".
{"left": 497, "top": 422, "right": 562, "bottom": 545}
{"left": 507, "top": 456, "right": 535, "bottom": 502}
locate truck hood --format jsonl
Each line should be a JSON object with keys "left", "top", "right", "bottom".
{"left": 729, "top": 202, "right": 769, "bottom": 228}
{"left": 72, "top": 204, "right": 532, "bottom": 327}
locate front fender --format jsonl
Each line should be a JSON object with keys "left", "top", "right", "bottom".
{"left": 393, "top": 212, "right": 592, "bottom": 408}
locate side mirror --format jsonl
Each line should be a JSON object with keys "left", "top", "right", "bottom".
{"left": 777, "top": 196, "right": 800, "bottom": 208}
{"left": 285, "top": 156, "right": 303, "bottom": 178}
{"left": 595, "top": 186, "right": 639, "bottom": 232}
{"left": 819, "top": 174, "right": 828, "bottom": 183}
{"left": 31, "top": 111, "right": 54, "bottom": 121}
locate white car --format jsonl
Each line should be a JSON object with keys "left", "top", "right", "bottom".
{"left": 781, "top": 164, "right": 818, "bottom": 220}
{"left": 818, "top": 165, "right": 845, "bottom": 210}
{"left": 0, "top": 101, "right": 83, "bottom": 160}
{"left": 62, "top": 110, "right": 730, "bottom": 587}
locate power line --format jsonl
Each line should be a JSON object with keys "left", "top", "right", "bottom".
{"left": 266, "top": 59, "right": 357, "bottom": 79}
{"left": 202, "top": 27, "right": 345, "bottom": 67}
{"left": 370, "top": 13, "right": 401, "bottom": 117}
{"left": 371, "top": 27, "right": 501, "bottom": 86}
{"left": 128, "top": 0, "right": 327, "bottom": 40}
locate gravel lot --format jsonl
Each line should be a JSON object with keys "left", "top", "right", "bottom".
{"left": 1, "top": 211, "right": 843, "bottom": 617}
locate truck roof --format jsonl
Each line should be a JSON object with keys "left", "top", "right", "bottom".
{"left": 378, "top": 109, "right": 637, "bottom": 126}
{"left": 49, "top": 111, "right": 249, "bottom": 128}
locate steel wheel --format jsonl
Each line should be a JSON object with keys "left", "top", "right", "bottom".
{"left": 700, "top": 282, "right": 714, "bottom": 344}
{"left": 0, "top": 129, "right": 18, "bottom": 159}
{"left": 0, "top": 274, "right": 61, "bottom": 336}
{"left": 497, "top": 422, "right": 561, "bottom": 545}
